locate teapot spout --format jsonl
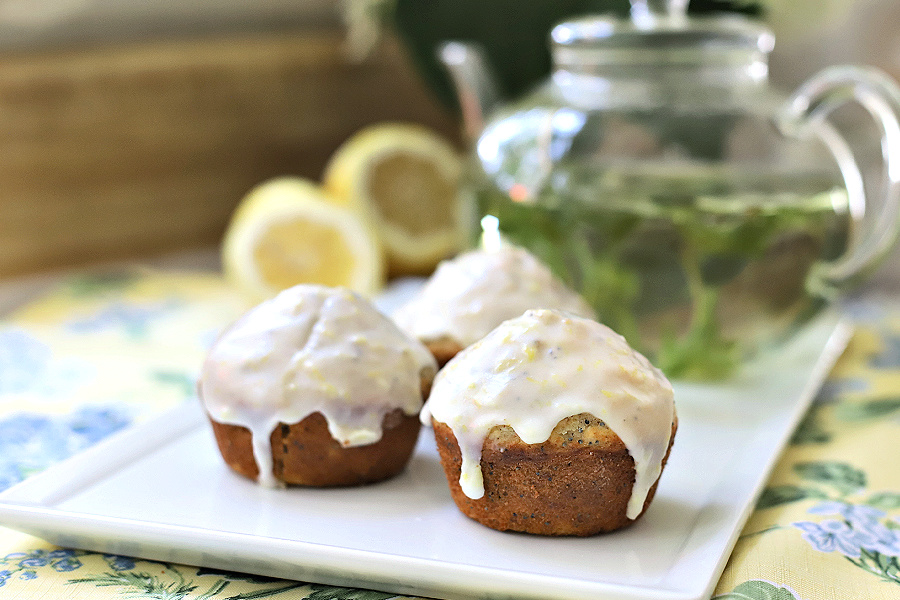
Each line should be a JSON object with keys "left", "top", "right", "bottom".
{"left": 438, "top": 41, "right": 500, "bottom": 141}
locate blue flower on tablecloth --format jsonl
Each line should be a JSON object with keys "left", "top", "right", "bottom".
{"left": 103, "top": 555, "right": 136, "bottom": 571}
{"left": 0, "top": 406, "right": 132, "bottom": 492}
{"left": 794, "top": 500, "right": 900, "bottom": 583}
{"left": 809, "top": 501, "right": 892, "bottom": 526}
{"left": 0, "top": 329, "right": 48, "bottom": 393}
{"left": 842, "top": 297, "right": 889, "bottom": 324}
{"left": 66, "top": 299, "right": 182, "bottom": 339}
{"left": 841, "top": 299, "right": 900, "bottom": 369}
{"left": 795, "top": 516, "right": 899, "bottom": 558}
{"left": 0, "top": 550, "right": 86, "bottom": 586}
{"left": 798, "top": 502, "right": 900, "bottom": 557}
{"left": 17, "top": 556, "right": 48, "bottom": 568}
{"left": 794, "top": 520, "right": 864, "bottom": 557}
{"left": 3, "top": 549, "right": 84, "bottom": 573}
{"left": 52, "top": 557, "right": 82, "bottom": 572}
{"left": 812, "top": 378, "right": 869, "bottom": 406}
{"left": 869, "top": 332, "right": 900, "bottom": 370}
{"left": 0, "top": 328, "right": 93, "bottom": 396}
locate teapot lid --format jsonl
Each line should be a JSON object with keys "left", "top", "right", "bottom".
{"left": 551, "top": 0, "right": 774, "bottom": 63}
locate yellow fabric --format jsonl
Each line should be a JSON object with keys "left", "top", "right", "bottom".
{"left": 713, "top": 318, "right": 900, "bottom": 599}
{"left": 0, "top": 268, "right": 897, "bottom": 600}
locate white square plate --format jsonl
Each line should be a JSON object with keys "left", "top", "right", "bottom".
{"left": 0, "top": 311, "right": 852, "bottom": 600}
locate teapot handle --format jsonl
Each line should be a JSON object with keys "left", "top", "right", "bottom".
{"left": 777, "top": 65, "right": 900, "bottom": 294}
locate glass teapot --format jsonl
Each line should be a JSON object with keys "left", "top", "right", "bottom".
{"left": 439, "top": 0, "right": 900, "bottom": 379}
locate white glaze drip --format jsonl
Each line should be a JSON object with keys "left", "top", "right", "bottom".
{"left": 391, "top": 245, "right": 594, "bottom": 348}
{"left": 200, "top": 284, "right": 436, "bottom": 487}
{"left": 421, "top": 309, "right": 675, "bottom": 519}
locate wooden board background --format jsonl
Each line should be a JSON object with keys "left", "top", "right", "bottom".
{"left": 0, "top": 29, "right": 458, "bottom": 277}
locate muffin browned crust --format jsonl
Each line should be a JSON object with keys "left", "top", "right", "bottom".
{"left": 425, "top": 337, "right": 465, "bottom": 368}
{"left": 210, "top": 408, "right": 422, "bottom": 487}
{"left": 432, "top": 412, "right": 677, "bottom": 535}
{"left": 208, "top": 373, "right": 433, "bottom": 487}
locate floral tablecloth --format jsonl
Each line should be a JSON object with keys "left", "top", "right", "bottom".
{"left": 0, "top": 267, "right": 897, "bottom": 600}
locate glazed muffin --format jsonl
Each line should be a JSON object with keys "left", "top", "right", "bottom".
{"left": 422, "top": 309, "right": 676, "bottom": 536}
{"left": 392, "top": 244, "right": 594, "bottom": 366}
{"left": 198, "top": 284, "right": 437, "bottom": 487}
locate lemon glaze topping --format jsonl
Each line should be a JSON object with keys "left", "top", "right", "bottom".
{"left": 421, "top": 309, "right": 675, "bottom": 519}
{"left": 391, "top": 245, "right": 595, "bottom": 347}
{"left": 199, "top": 284, "right": 436, "bottom": 487}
